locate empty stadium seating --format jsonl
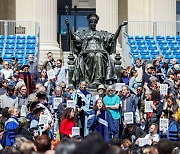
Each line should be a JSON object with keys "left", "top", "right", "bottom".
{"left": 127, "top": 35, "right": 180, "bottom": 65}
{"left": 0, "top": 35, "right": 38, "bottom": 66}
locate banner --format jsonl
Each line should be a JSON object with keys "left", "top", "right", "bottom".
{"left": 53, "top": 97, "right": 62, "bottom": 109}
{"left": 160, "top": 84, "right": 168, "bottom": 95}
{"left": 47, "top": 69, "right": 56, "bottom": 79}
{"left": 159, "top": 118, "right": 169, "bottom": 131}
{"left": 72, "top": 127, "right": 80, "bottom": 136}
{"left": 124, "top": 112, "right": 134, "bottom": 124}
{"left": 145, "top": 101, "right": 153, "bottom": 113}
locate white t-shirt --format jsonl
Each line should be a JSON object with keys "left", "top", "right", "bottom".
{"left": 1, "top": 69, "right": 13, "bottom": 79}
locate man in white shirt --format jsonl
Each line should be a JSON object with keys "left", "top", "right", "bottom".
{"left": 133, "top": 58, "right": 144, "bottom": 84}
{"left": 145, "top": 123, "right": 159, "bottom": 143}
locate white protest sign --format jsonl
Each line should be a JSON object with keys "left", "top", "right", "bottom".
{"left": 53, "top": 97, "right": 62, "bottom": 109}
{"left": 159, "top": 118, "right": 169, "bottom": 131}
{"left": 160, "top": 84, "right": 168, "bottom": 95}
{"left": 138, "top": 138, "right": 151, "bottom": 147}
{"left": 47, "top": 69, "right": 55, "bottom": 79}
{"left": 20, "top": 105, "right": 27, "bottom": 117}
{"left": 67, "top": 100, "right": 76, "bottom": 110}
{"left": 145, "top": 101, "right": 153, "bottom": 113}
{"left": 124, "top": 112, "right": 134, "bottom": 124}
{"left": 115, "top": 83, "right": 125, "bottom": 91}
{"left": 72, "top": 127, "right": 80, "bottom": 136}
{"left": 39, "top": 114, "right": 49, "bottom": 126}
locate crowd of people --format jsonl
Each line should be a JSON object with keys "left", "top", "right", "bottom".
{"left": 0, "top": 52, "right": 179, "bottom": 154}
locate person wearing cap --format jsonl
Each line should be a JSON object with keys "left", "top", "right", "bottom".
{"left": 0, "top": 85, "right": 18, "bottom": 108}
{"left": 90, "top": 84, "right": 106, "bottom": 109}
{"left": 1, "top": 61, "right": 13, "bottom": 79}
{"left": 19, "top": 64, "right": 34, "bottom": 95}
{"left": 9, "top": 73, "right": 25, "bottom": 89}
{"left": 72, "top": 81, "right": 92, "bottom": 137}
{"left": 103, "top": 85, "right": 121, "bottom": 137}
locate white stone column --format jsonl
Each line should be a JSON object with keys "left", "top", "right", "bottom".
{"left": 35, "top": 0, "right": 60, "bottom": 61}
{"left": 96, "top": 0, "right": 118, "bottom": 34}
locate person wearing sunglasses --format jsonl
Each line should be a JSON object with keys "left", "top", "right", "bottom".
{"left": 103, "top": 85, "right": 121, "bottom": 138}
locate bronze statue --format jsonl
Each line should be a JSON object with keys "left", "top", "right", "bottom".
{"left": 66, "top": 14, "right": 127, "bottom": 88}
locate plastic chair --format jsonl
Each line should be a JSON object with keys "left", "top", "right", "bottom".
{"left": 26, "top": 49, "right": 35, "bottom": 54}
{"left": 18, "top": 59, "right": 24, "bottom": 66}
{"left": 138, "top": 45, "right": 147, "bottom": 50}
{"left": 145, "top": 35, "right": 153, "bottom": 41}
{"left": 7, "top": 35, "right": 16, "bottom": 39}
{"left": 151, "top": 50, "right": 160, "bottom": 55}
{"left": 0, "top": 40, "right": 4, "bottom": 44}
{"left": 148, "top": 45, "right": 157, "bottom": 50}
{"left": 27, "top": 39, "right": 36, "bottom": 44}
{"left": 162, "top": 50, "right": 172, "bottom": 55}
{"left": 157, "top": 40, "right": 167, "bottom": 46}
{"left": 146, "top": 40, "right": 156, "bottom": 45}
{"left": 140, "top": 50, "right": 149, "bottom": 55}
{"left": 4, "top": 49, "right": 14, "bottom": 54}
{"left": 164, "top": 55, "right": 174, "bottom": 60}
{"left": 15, "top": 49, "right": 25, "bottom": 54}
{"left": 176, "top": 36, "right": 180, "bottom": 41}
{"left": 27, "top": 35, "right": 36, "bottom": 40}
{"left": 6, "top": 39, "right": 15, "bottom": 44}
{"left": 136, "top": 40, "right": 146, "bottom": 45}
{"left": 135, "top": 35, "right": 144, "bottom": 41}
{"left": 166, "top": 36, "right": 175, "bottom": 41}
{"left": 16, "top": 39, "right": 26, "bottom": 44}
{"left": 26, "top": 44, "right": 35, "bottom": 49}
{"left": 141, "top": 55, "right": 151, "bottom": 59}
{"left": 5, "top": 44, "right": 14, "bottom": 49}
{"left": 172, "top": 50, "right": 180, "bottom": 55}
{"left": 0, "top": 35, "right": 5, "bottom": 40}
{"left": 168, "top": 40, "right": 177, "bottom": 46}
{"left": 130, "top": 45, "right": 137, "bottom": 50}
{"left": 0, "top": 44, "right": 3, "bottom": 49}
{"left": 156, "top": 35, "right": 165, "bottom": 41}
{"left": 17, "top": 35, "right": 26, "bottom": 40}
{"left": 16, "top": 44, "right": 25, "bottom": 49}
{"left": 128, "top": 35, "right": 134, "bottom": 40}
{"left": 15, "top": 54, "right": 24, "bottom": 59}
{"left": 170, "top": 45, "right": 179, "bottom": 51}
{"left": 3, "top": 54, "right": 13, "bottom": 60}
{"left": 160, "top": 45, "right": 169, "bottom": 50}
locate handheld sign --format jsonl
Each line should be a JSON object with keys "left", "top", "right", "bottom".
{"left": 138, "top": 138, "right": 151, "bottom": 147}
{"left": 115, "top": 83, "right": 125, "bottom": 91}
{"left": 124, "top": 112, "right": 134, "bottom": 124}
{"left": 159, "top": 118, "right": 169, "bottom": 131}
{"left": 39, "top": 114, "right": 49, "bottom": 126}
{"left": 20, "top": 105, "right": 27, "bottom": 117}
{"left": 160, "top": 84, "right": 168, "bottom": 95}
{"left": 145, "top": 101, "right": 153, "bottom": 113}
{"left": 47, "top": 69, "right": 55, "bottom": 79}
{"left": 53, "top": 97, "right": 62, "bottom": 109}
{"left": 72, "top": 127, "right": 80, "bottom": 136}
{"left": 67, "top": 100, "right": 76, "bottom": 110}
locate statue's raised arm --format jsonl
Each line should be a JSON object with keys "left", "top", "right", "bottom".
{"left": 113, "top": 21, "right": 128, "bottom": 41}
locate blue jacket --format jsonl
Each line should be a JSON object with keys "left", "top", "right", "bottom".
{"left": 121, "top": 94, "right": 135, "bottom": 113}
{"left": 87, "top": 110, "right": 117, "bottom": 142}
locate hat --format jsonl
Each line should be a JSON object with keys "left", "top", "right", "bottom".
{"left": 13, "top": 73, "right": 19, "bottom": 77}
{"left": 21, "top": 64, "right": 30, "bottom": 70}
{"left": 36, "top": 92, "right": 46, "bottom": 99}
{"left": 33, "top": 106, "right": 45, "bottom": 114}
{"left": 150, "top": 66, "right": 156, "bottom": 70}
{"left": 6, "top": 85, "right": 15, "bottom": 91}
{"left": 97, "top": 84, "right": 106, "bottom": 91}
{"left": 18, "top": 117, "right": 27, "bottom": 124}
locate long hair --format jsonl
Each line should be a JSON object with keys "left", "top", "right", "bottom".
{"left": 93, "top": 99, "right": 106, "bottom": 111}
{"left": 61, "top": 107, "right": 76, "bottom": 123}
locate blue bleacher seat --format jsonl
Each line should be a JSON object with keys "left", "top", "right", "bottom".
{"left": 170, "top": 45, "right": 179, "bottom": 50}
{"left": 128, "top": 39, "right": 136, "bottom": 45}
{"left": 138, "top": 45, "right": 147, "bottom": 50}
{"left": 145, "top": 36, "right": 153, "bottom": 40}
{"left": 26, "top": 44, "right": 35, "bottom": 49}
{"left": 15, "top": 54, "right": 24, "bottom": 59}
{"left": 136, "top": 40, "right": 146, "bottom": 45}
{"left": 178, "top": 59, "right": 180, "bottom": 64}
{"left": 7, "top": 35, "right": 16, "bottom": 39}
{"left": 15, "top": 49, "right": 25, "bottom": 54}
{"left": 148, "top": 45, "right": 157, "bottom": 50}
{"left": 164, "top": 55, "right": 174, "bottom": 60}
{"left": 16, "top": 39, "right": 26, "bottom": 44}
{"left": 0, "top": 44, "right": 3, "bottom": 49}
{"left": 151, "top": 50, "right": 160, "bottom": 55}
{"left": 18, "top": 59, "right": 24, "bottom": 65}
{"left": 162, "top": 50, "right": 172, "bottom": 55}
{"left": 168, "top": 40, "right": 177, "bottom": 46}
{"left": 128, "top": 36, "right": 134, "bottom": 40}
{"left": 0, "top": 35, "right": 4, "bottom": 40}
{"left": 27, "top": 39, "right": 36, "bottom": 44}
{"left": 176, "top": 36, "right": 180, "bottom": 41}
{"left": 174, "top": 54, "right": 180, "bottom": 59}
{"left": 4, "top": 49, "right": 14, "bottom": 54}
{"left": 16, "top": 44, "right": 25, "bottom": 49}
{"left": 151, "top": 55, "right": 157, "bottom": 59}
{"left": 146, "top": 40, "right": 156, "bottom": 45}
{"left": 3, "top": 54, "right": 13, "bottom": 60}
{"left": 5, "top": 44, "right": 14, "bottom": 49}
{"left": 27, "top": 35, "right": 36, "bottom": 39}
{"left": 130, "top": 45, "right": 137, "bottom": 50}
{"left": 132, "top": 54, "right": 139, "bottom": 59}
{"left": 6, "top": 39, "right": 15, "bottom": 44}
{"left": 0, "top": 40, "right": 4, "bottom": 44}
{"left": 156, "top": 35, "right": 165, "bottom": 41}
{"left": 135, "top": 36, "right": 144, "bottom": 41}
{"left": 157, "top": 40, "right": 167, "bottom": 46}
{"left": 140, "top": 50, "right": 149, "bottom": 55}
{"left": 17, "top": 35, "right": 26, "bottom": 40}
{"left": 26, "top": 49, "right": 35, "bottom": 54}
{"left": 160, "top": 45, "right": 169, "bottom": 50}
{"left": 141, "top": 55, "right": 151, "bottom": 59}
{"left": 166, "top": 36, "right": 175, "bottom": 41}
{"left": 172, "top": 50, "right": 180, "bottom": 55}
{"left": 130, "top": 49, "right": 139, "bottom": 55}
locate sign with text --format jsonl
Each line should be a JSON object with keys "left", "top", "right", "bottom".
{"left": 47, "top": 69, "right": 56, "bottom": 79}
{"left": 53, "top": 97, "right": 62, "bottom": 109}
{"left": 159, "top": 118, "right": 169, "bottom": 131}
{"left": 67, "top": 100, "right": 76, "bottom": 110}
{"left": 124, "top": 112, "right": 134, "bottom": 124}
{"left": 20, "top": 105, "right": 27, "bottom": 117}
{"left": 138, "top": 138, "right": 151, "bottom": 147}
{"left": 160, "top": 84, "right": 168, "bottom": 95}
{"left": 115, "top": 83, "right": 125, "bottom": 91}
{"left": 39, "top": 114, "right": 49, "bottom": 126}
{"left": 145, "top": 101, "right": 153, "bottom": 113}
{"left": 72, "top": 127, "right": 80, "bottom": 136}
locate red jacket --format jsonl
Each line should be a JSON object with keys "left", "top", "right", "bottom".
{"left": 60, "top": 119, "right": 74, "bottom": 136}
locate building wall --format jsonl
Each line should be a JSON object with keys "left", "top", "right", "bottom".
{"left": 72, "top": 0, "right": 96, "bottom": 8}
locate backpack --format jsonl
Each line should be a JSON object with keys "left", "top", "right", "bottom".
{"left": 166, "top": 121, "right": 179, "bottom": 141}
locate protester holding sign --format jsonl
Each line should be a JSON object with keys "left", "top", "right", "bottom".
{"left": 87, "top": 99, "right": 117, "bottom": 141}
{"left": 59, "top": 107, "right": 76, "bottom": 139}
